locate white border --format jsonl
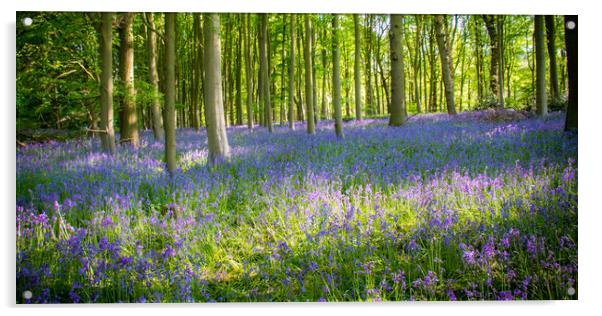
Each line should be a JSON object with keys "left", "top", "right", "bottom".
{"left": 3, "top": 1, "right": 599, "bottom": 316}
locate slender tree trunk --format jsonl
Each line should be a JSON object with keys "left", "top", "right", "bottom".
{"left": 343, "top": 38, "right": 351, "bottom": 118}
{"left": 280, "top": 15, "right": 286, "bottom": 126}
{"left": 545, "top": 15, "right": 560, "bottom": 102}
{"left": 482, "top": 15, "right": 499, "bottom": 102}
{"left": 389, "top": 14, "right": 406, "bottom": 126}
{"left": 321, "top": 37, "right": 327, "bottom": 120}
{"left": 259, "top": 13, "right": 273, "bottom": 132}
{"left": 428, "top": 21, "right": 437, "bottom": 112}
{"left": 474, "top": 18, "right": 484, "bottom": 103}
{"left": 235, "top": 15, "right": 243, "bottom": 126}
{"left": 497, "top": 15, "right": 505, "bottom": 108}
{"left": 564, "top": 16, "right": 577, "bottom": 131}
{"left": 164, "top": 13, "right": 177, "bottom": 176}
{"left": 434, "top": 15, "right": 456, "bottom": 115}
{"left": 204, "top": 13, "right": 231, "bottom": 164}
{"left": 332, "top": 14, "right": 343, "bottom": 138}
{"left": 99, "top": 12, "right": 116, "bottom": 155}
{"left": 304, "top": 15, "right": 316, "bottom": 134}
{"left": 244, "top": 14, "right": 254, "bottom": 129}
{"left": 146, "top": 13, "right": 165, "bottom": 142}
{"left": 353, "top": 14, "right": 363, "bottom": 120}
{"left": 288, "top": 14, "right": 296, "bottom": 129}
{"left": 118, "top": 13, "right": 139, "bottom": 148}
{"left": 364, "top": 15, "right": 373, "bottom": 116}
{"left": 414, "top": 15, "right": 422, "bottom": 113}
{"left": 535, "top": 15, "right": 548, "bottom": 116}
{"left": 194, "top": 13, "right": 204, "bottom": 130}
{"left": 296, "top": 24, "right": 305, "bottom": 122}
{"left": 311, "top": 25, "right": 318, "bottom": 125}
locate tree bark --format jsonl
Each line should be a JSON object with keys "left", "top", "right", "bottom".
{"left": 332, "top": 14, "right": 343, "bottom": 138}
{"left": 164, "top": 13, "right": 177, "bottom": 176}
{"left": 235, "top": 15, "right": 243, "bottom": 126}
{"left": 353, "top": 14, "right": 363, "bottom": 120}
{"left": 564, "top": 16, "right": 577, "bottom": 131}
{"left": 99, "top": 12, "right": 116, "bottom": 155}
{"left": 204, "top": 13, "right": 231, "bottom": 164}
{"left": 364, "top": 15, "right": 373, "bottom": 115}
{"left": 389, "top": 14, "right": 406, "bottom": 126}
{"left": 535, "top": 15, "right": 548, "bottom": 116}
{"left": 497, "top": 15, "right": 505, "bottom": 108}
{"left": 414, "top": 15, "right": 422, "bottom": 113}
{"left": 434, "top": 15, "right": 456, "bottom": 115}
{"left": 304, "top": 15, "right": 316, "bottom": 134}
{"left": 545, "top": 15, "right": 560, "bottom": 102}
{"left": 259, "top": 13, "right": 273, "bottom": 132}
{"left": 118, "top": 13, "right": 139, "bottom": 148}
{"left": 244, "top": 14, "right": 254, "bottom": 129}
{"left": 482, "top": 15, "right": 499, "bottom": 102}
{"left": 194, "top": 13, "right": 204, "bottom": 130}
{"left": 146, "top": 13, "right": 165, "bottom": 142}
{"left": 288, "top": 14, "right": 296, "bottom": 129}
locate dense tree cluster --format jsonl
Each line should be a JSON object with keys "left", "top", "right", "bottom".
{"left": 16, "top": 13, "right": 577, "bottom": 167}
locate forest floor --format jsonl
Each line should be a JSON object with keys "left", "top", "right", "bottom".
{"left": 16, "top": 110, "right": 577, "bottom": 303}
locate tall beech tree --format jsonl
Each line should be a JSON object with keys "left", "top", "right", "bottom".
{"left": 304, "top": 15, "right": 316, "bottom": 134}
{"left": 482, "top": 15, "right": 500, "bottom": 103}
{"left": 145, "top": 13, "right": 165, "bottom": 142}
{"left": 353, "top": 14, "right": 363, "bottom": 121}
{"left": 389, "top": 14, "right": 406, "bottom": 126}
{"left": 288, "top": 14, "right": 296, "bottom": 130}
{"left": 564, "top": 16, "right": 577, "bottom": 131}
{"left": 99, "top": 12, "right": 116, "bottom": 155}
{"left": 434, "top": 14, "right": 457, "bottom": 115}
{"left": 204, "top": 13, "right": 231, "bottom": 164}
{"left": 545, "top": 15, "right": 559, "bottom": 102}
{"left": 244, "top": 14, "right": 254, "bottom": 129}
{"left": 259, "top": 13, "right": 273, "bottom": 132}
{"left": 117, "top": 13, "right": 139, "bottom": 148}
{"left": 332, "top": 14, "right": 343, "bottom": 137}
{"left": 164, "top": 13, "right": 177, "bottom": 176}
{"left": 535, "top": 15, "right": 547, "bottom": 116}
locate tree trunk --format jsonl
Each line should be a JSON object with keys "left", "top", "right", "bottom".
{"left": 474, "top": 18, "right": 483, "bottom": 103}
{"left": 304, "top": 15, "right": 316, "bottom": 134}
{"left": 311, "top": 25, "right": 318, "bottom": 125}
{"left": 545, "top": 15, "right": 560, "bottom": 102}
{"left": 164, "top": 13, "right": 177, "bottom": 176}
{"left": 332, "top": 14, "right": 343, "bottom": 138}
{"left": 280, "top": 15, "right": 286, "bottom": 126}
{"left": 235, "top": 15, "right": 243, "bottom": 126}
{"left": 353, "top": 14, "right": 363, "bottom": 120}
{"left": 414, "top": 15, "right": 422, "bottom": 113}
{"left": 259, "top": 13, "right": 273, "bottom": 132}
{"left": 434, "top": 15, "right": 456, "bottom": 115}
{"left": 288, "top": 14, "right": 296, "bottom": 129}
{"left": 194, "top": 13, "right": 204, "bottom": 131}
{"left": 389, "top": 14, "right": 406, "bottom": 126}
{"left": 99, "top": 12, "right": 116, "bottom": 155}
{"left": 146, "top": 13, "right": 165, "bottom": 142}
{"left": 204, "top": 13, "right": 231, "bottom": 164}
{"left": 343, "top": 38, "right": 351, "bottom": 118}
{"left": 118, "top": 13, "right": 139, "bottom": 148}
{"left": 364, "top": 15, "right": 373, "bottom": 116}
{"left": 321, "top": 36, "right": 327, "bottom": 120}
{"left": 244, "top": 14, "right": 254, "bottom": 129}
{"left": 296, "top": 24, "right": 305, "bottom": 122}
{"left": 564, "top": 16, "right": 577, "bottom": 131}
{"left": 482, "top": 15, "right": 499, "bottom": 102}
{"left": 497, "top": 15, "right": 505, "bottom": 108}
{"left": 535, "top": 15, "right": 548, "bottom": 116}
